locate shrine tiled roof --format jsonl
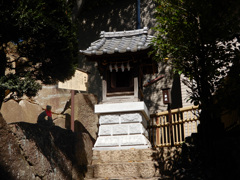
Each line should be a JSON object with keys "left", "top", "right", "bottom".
{"left": 79, "top": 27, "right": 153, "bottom": 56}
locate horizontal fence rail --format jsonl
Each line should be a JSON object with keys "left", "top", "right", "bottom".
{"left": 149, "top": 106, "right": 200, "bottom": 147}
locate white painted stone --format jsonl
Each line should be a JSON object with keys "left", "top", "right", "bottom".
{"left": 93, "top": 102, "right": 152, "bottom": 150}
{"left": 144, "top": 129, "right": 149, "bottom": 138}
{"left": 94, "top": 134, "right": 151, "bottom": 148}
{"left": 99, "top": 125, "right": 112, "bottom": 136}
{"left": 121, "top": 113, "right": 148, "bottom": 128}
{"left": 95, "top": 136, "right": 119, "bottom": 147}
{"left": 129, "top": 123, "right": 144, "bottom": 134}
{"left": 93, "top": 145, "right": 150, "bottom": 150}
{"left": 112, "top": 124, "right": 128, "bottom": 135}
{"left": 99, "top": 123, "right": 148, "bottom": 136}
{"left": 99, "top": 113, "right": 148, "bottom": 127}
{"left": 95, "top": 102, "right": 150, "bottom": 120}
{"left": 120, "top": 135, "right": 150, "bottom": 146}
{"left": 120, "top": 113, "right": 141, "bottom": 123}
{"left": 99, "top": 114, "right": 119, "bottom": 124}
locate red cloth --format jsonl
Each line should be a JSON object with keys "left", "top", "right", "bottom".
{"left": 46, "top": 110, "right": 52, "bottom": 117}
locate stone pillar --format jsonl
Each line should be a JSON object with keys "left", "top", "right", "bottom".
{"left": 93, "top": 102, "right": 151, "bottom": 150}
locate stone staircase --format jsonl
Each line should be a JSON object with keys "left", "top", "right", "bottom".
{"left": 85, "top": 148, "right": 170, "bottom": 180}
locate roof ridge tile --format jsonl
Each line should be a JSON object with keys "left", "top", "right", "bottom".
{"left": 100, "top": 27, "right": 148, "bottom": 38}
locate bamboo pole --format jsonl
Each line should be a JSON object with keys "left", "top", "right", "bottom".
{"left": 161, "top": 117, "right": 164, "bottom": 145}
{"left": 172, "top": 113, "right": 175, "bottom": 145}
{"left": 156, "top": 117, "right": 160, "bottom": 145}
{"left": 150, "top": 106, "right": 200, "bottom": 147}
{"left": 175, "top": 113, "right": 179, "bottom": 144}
{"left": 165, "top": 116, "right": 168, "bottom": 146}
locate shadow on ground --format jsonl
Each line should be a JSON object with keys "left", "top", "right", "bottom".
{"left": 152, "top": 130, "right": 240, "bottom": 180}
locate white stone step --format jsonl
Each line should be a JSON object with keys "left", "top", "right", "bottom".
{"left": 99, "top": 123, "right": 148, "bottom": 136}
{"left": 93, "top": 134, "right": 151, "bottom": 150}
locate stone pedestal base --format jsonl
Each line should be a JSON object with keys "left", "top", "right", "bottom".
{"left": 93, "top": 102, "right": 151, "bottom": 150}
{"left": 85, "top": 148, "right": 160, "bottom": 179}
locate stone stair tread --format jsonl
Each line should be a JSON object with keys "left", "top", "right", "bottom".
{"left": 92, "top": 149, "right": 155, "bottom": 164}
{"left": 86, "top": 149, "right": 171, "bottom": 179}
{"left": 88, "top": 161, "right": 158, "bottom": 179}
{"left": 93, "top": 160, "right": 154, "bottom": 164}
{"left": 85, "top": 176, "right": 171, "bottom": 180}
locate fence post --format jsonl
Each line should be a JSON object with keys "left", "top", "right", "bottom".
{"left": 149, "top": 106, "right": 199, "bottom": 147}
{"left": 168, "top": 104, "right": 174, "bottom": 147}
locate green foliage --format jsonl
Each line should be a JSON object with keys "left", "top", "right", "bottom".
{"left": 215, "top": 53, "right": 240, "bottom": 110}
{"left": 152, "top": 1, "right": 240, "bottom": 174}
{"left": 0, "top": 73, "right": 42, "bottom": 98}
{"left": 0, "top": 0, "right": 78, "bottom": 104}
{"left": 80, "top": 0, "right": 116, "bottom": 12}
{"left": 152, "top": 0, "right": 240, "bottom": 108}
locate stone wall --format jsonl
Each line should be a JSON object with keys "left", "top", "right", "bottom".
{"left": 0, "top": 88, "right": 99, "bottom": 179}
{"left": 0, "top": 114, "right": 35, "bottom": 180}
{"left": 1, "top": 85, "right": 98, "bottom": 135}
{"left": 0, "top": 112, "right": 94, "bottom": 179}
{"left": 1, "top": 85, "right": 71, "bottom": 124}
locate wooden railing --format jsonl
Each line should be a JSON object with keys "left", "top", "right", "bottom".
{"left": 149, "top": 106, "right": 200, "bottom": 147}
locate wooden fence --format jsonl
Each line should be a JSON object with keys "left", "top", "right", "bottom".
{"left": 149, "top": 106, "right": 200, "bottom": 147}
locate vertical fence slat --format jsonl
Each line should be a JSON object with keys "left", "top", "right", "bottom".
{"left": 175, "top": 113, "right": 179, "bottom": 144}
{"left": 149, "top": 106, "right": 199, "bottom": 147}
{"left": 183, "top": 111, "right": 186, "bottom": 140}
{"left": 161, "top": 116, "right": 164, "bottom": 146}
{"left": 179, "top": 118, "right": 183, "bottom": 143}
{"left": 190, "top": 110, "right": 193, "bottom": 134}
{"left": 156, "top": 117, "right": 160, "bottom": 146}
{"left": 164, "top": 116, "right": 168, "bottom": 146}
{"left": 171, "top": 113, "right": 175, "bottom": 145}
{"left": 178, "top": 112, "right": 182, "bottom": 143}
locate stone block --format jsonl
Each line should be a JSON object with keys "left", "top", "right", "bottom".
{"left": 98, "top": 149, "right": 153, "bottom": 163}
{"left": 121, "top": 113, "right": 148, "bottom": 128}
{"left": 94, "top": 136, "right": 119, "bottom": 147}
{"left": 112, "top": 124, "right": 129, "bottom": 135}
{"left": 94, "top": 134, "right": 151, "bottom": 149}
{"left": 74, "top": 132, "right": 94, "bottom": 166}
{"left": 93, "top": 163, "right": 138, "bottom": 178}
{"left": 94, "top": 102, "right": 150, "bottom": 120}
{"left": 129, "top": 123, "right": 145, "bottom": 134}
{"left": 93, "top": 161, "right": 155, "bottom": 178}
{"left": 99, "top": 125, "right": 112, "bottom": 136}
{"left": 111, "top": 149, "right": 140, "bottom": 162}
{"left": 120, "top": 135, "right": 150, "bottom": 146}
{"left": 99, "top": 114, "right": 120, "bottom": 124}
{"left": 74, "top": 93, "right": 98, "bottom": 140}
{"left": 99, "top": 124, "right": 131, "bottom": 136}
{"left": 1, "top": 99, "right": 42, "bottom": 124}
{"left": 120, "top": 113, "right": 142, "bottom": 123}
{"left": 19, "top": 100, "right": 43, "bottom": 123}
{"left": 33, "top": 85, "right": 71, "bottom": 113}
{"left": 138, "top": 161, "right": 156, "bottom": 178}
{"left": 1, "top": 100, "right": 26, "bottom": 123}
{"left": 54, "top": 117, "right": 67, "bottom": 129}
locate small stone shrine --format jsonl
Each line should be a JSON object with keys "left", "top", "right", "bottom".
{"left": 80, "top": 27, "right": 157, "bottom": 150}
